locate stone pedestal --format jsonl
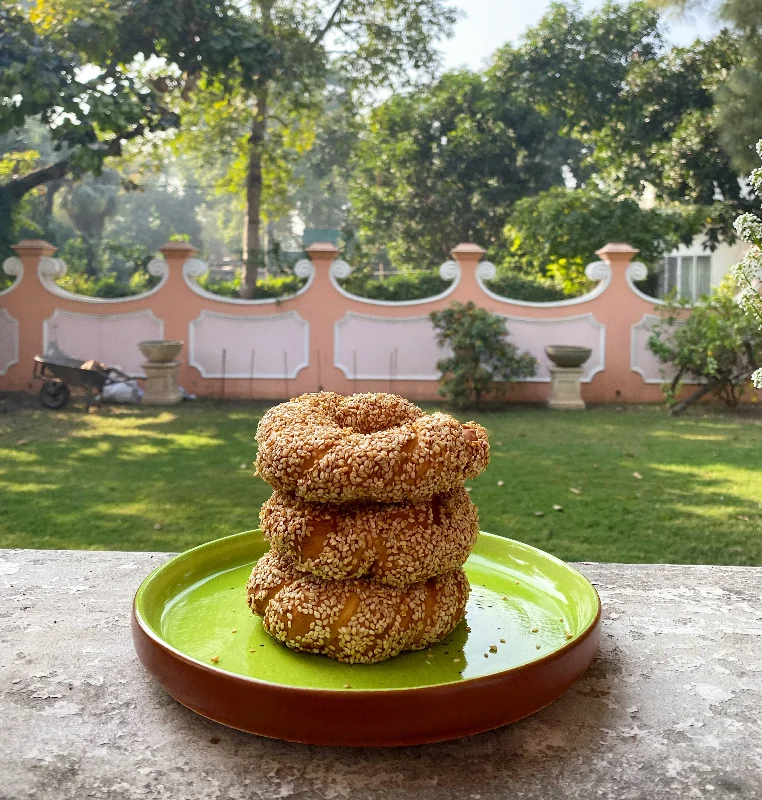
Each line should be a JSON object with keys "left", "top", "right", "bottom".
{"left": 141, "top": 361, "right": 182, "bottom": 405}
{"left": 548, "top": 366, "right": 585, "bottom": 410}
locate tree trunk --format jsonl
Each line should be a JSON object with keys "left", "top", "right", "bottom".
{"left": 670, "top": 381, "right": 716, "bottom": 416}
{"left": 43, "top": 180, "right": 62, "bottom": 228}
{"left": 0, "top": 186, "right": 15, "bottom": 261}
{"left": 240, "top": 84, "right": 268, "bottom": 299}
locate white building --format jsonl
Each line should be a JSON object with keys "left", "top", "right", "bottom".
{"left": 660, "top": 236, "right": 749, "bottom": 303}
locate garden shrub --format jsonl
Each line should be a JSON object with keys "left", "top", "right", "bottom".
{"left": 730, "top": 138, "right": 762, "bottom": 389}
{"left": 198, "top": 273, "right": 306, "bottom": 299}
{"left": 339, "top": 267, "right": 567, "bottom": 302}
{"left": 648, "top": 281, "right": 762, "bottom": 414}
{"left": 483, "top": 271, "right": 566, "bottom": 302}
{"left": 54, "top": 270, "right": 160, "bottom": 298}
{"left": 429, "top": 301, "right": 537, "bottom": 409}
{"left": 338, "top": 270, "right": 451, "bottom": 301}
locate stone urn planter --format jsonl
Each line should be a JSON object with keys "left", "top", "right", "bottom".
{"left": 545, "top": 345, "right": 592, "bottom": 369}
{"left": 138, "top": 340, "right": 183, "bottom": 364}
{"left": 138, "top": 340, "right": 183, "bottom": 405}
{"left": 545, "top": 345, "right": 591, "bottom": 410}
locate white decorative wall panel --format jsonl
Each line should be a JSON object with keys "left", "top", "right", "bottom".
{"left": 189, "top": 310, "right": 309, "bottom": 378}
{"left": 0, "top": 309, "right": 19, "bottom": 375}
{"left": 42, "top": 309, "right": 163, "bottom": 375}
{"left": 631, "top": 314, "right": 680, "bottom": 384}
{"left": 334, "top": 313, "right": 446, "bottom": 380}
{"left": 335, "top": 312, "right": 606, "bottom": 383}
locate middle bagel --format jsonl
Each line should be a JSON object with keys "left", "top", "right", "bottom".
{"left": 260, "top": 485, "right": 479, "bottom": 587}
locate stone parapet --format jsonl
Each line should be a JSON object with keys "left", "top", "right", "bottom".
{"left": 1, "top": 548, "right": 759, "bottom": 798}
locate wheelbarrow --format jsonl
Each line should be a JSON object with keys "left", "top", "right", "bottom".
{"left": 32, "top": 354, "right": 140, "bottom": 410}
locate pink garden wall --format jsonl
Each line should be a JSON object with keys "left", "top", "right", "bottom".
{"left": 0, "top": 238, "right": 684, "bottom": 403}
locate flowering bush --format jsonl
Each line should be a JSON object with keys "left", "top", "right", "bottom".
{"left": 731, "top": 139, "right": 762, "bottom": 388}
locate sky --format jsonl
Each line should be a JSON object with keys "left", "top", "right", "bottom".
{"left": 440, "top": 0, "right": 722, "bottom": 71}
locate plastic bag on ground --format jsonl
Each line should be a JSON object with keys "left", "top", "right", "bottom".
{"left": 101, "top": 380, "right": 141, "bottom": 404}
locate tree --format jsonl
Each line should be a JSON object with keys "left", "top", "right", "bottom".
{"left": 59, "top": 171, "right": 121, "bottom": 276}
{"left": 429, "top": 301, "right": 537, "bottom": 409}
{"left": 0, "top": 4, "right": 179, "bottom": 260}
{"left": 504, "top": 186, "right": 696, "bottom": 294}
{"left": 648, "top": 280, "right": 762, "bottom": 414}
{"left": 349, "top": 69, "right": 572, "bottom": 268}
{"left": 498, "top": 1, "right": 664, "bottom": 139}
{"left": 171, "top": 1, "right": 458, "bottom": 296}
{"left": 1, "top": 0, "right": 279, "bottom": 264}
{"left": 504, "top": 2, "right": 751, "bottom": 246}
{"left": 651, "top": 0, "right": 762, "bottom": 172}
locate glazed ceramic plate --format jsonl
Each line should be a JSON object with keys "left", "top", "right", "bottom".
{"left": 132, "top": 531, "right": 601, "bottom": 746}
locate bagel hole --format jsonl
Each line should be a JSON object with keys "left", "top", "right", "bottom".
{"left": 431, "top": 495, "right": 443, "bottom": 527}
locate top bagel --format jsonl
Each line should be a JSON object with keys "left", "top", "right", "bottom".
{"left": 255, "top": 392, "right": 489, "bottom": 503}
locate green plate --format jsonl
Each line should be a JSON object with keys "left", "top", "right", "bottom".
{"left": 135, "top": 529, "right": 598, "bottom": 685}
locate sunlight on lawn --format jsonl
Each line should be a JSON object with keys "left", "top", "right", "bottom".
{"left": 1, "top": 403, "right": 761, "bottom": 565}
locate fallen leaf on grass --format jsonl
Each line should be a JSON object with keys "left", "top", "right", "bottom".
{"left": 570, "top": 487, "right": 581, "bottom": 495}
{"left": 534, "top": 511, "right": 545, "bottom": 517}
{"left": 15, "top": 439, "right": 28, "bottom": 446}
{"left": 465, "top": 487, "right": 473, "bottom": 493}
{"left": 553, "top": 504, "right": 563, "bottom": 512}
{"left": 497, "top": 480, "right": 505, "bottom": 487}
{"left": 737, "top": 515, "right": 750, "bottom": 521}
{"left": 633, "top": 471, "right": 643, "bottom": 480}
{"left": 239, "top": 463, "right": 248, "bottom": 470}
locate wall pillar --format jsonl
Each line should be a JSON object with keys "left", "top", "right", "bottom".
{"left": 590, "top": 242, "right": 642, "bottom": 402}
{"left": 304, "top": 242, "right": 341, "bottom": 394}
{"left": 451, "top": 243, "right": 486, "bottom": 300}
{"left": 1, "top": 240, "right": 58, "bottom": 391}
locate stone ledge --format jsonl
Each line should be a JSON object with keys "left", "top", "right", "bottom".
{"left": 1, "top": 549, "right": 760, "bottom": 800}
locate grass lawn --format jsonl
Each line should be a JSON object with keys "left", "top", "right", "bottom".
{"left": 1, "top": 398, "right": 761, "bottom": 565}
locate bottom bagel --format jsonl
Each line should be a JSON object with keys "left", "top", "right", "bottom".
{"left": 247, "top": 551, "right": 470, "bottom": 664}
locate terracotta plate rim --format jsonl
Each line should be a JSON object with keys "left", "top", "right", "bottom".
{"left": 132, "top": 530, "right": 602, "bottom": 697}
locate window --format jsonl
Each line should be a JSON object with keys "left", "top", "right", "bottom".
{"left": 661, "top": 254, "right": 711, "bottom": 303}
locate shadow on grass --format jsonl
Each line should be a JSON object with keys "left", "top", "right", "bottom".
{"left": 0, "top": 401, "right": 272, "bottom": 552}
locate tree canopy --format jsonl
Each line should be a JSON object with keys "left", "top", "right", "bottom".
{"left": 504, "top": 187, "right": 695, "bottom": 294}
{"left": 348, "top": 69, "right": 575, "bottom": 268}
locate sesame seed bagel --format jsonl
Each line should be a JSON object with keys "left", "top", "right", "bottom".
{"left": 255, "top": 392, "right": 489, "bottom": 503}
{"left": 247, "top": 551, "right": 470, "bottom": 664}
{"left": 261, "top": 486, "right": 479, "bottom": 587}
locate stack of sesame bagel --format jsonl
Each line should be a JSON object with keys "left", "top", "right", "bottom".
{"left": 247, "top": 392, "right": 490, "bottom": 664}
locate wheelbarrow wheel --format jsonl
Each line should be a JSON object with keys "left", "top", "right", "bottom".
{"left": 40, "top": 382, "right": 70, "bottom": 409}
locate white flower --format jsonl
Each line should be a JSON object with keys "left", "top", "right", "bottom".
{"left": 734, "top": 214, "right": 762, "bottom": 244}
{"left": 753, "top": 368, "right": 762, "bottom": 389}
{"left": 731, "top": 248, "right": 762, "bottom": 283}
{"left": 738, "top": 286, "right": 761, "bottom": 314}
{"left": 750, "top": 167, "right": 762, "bottom": 196}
